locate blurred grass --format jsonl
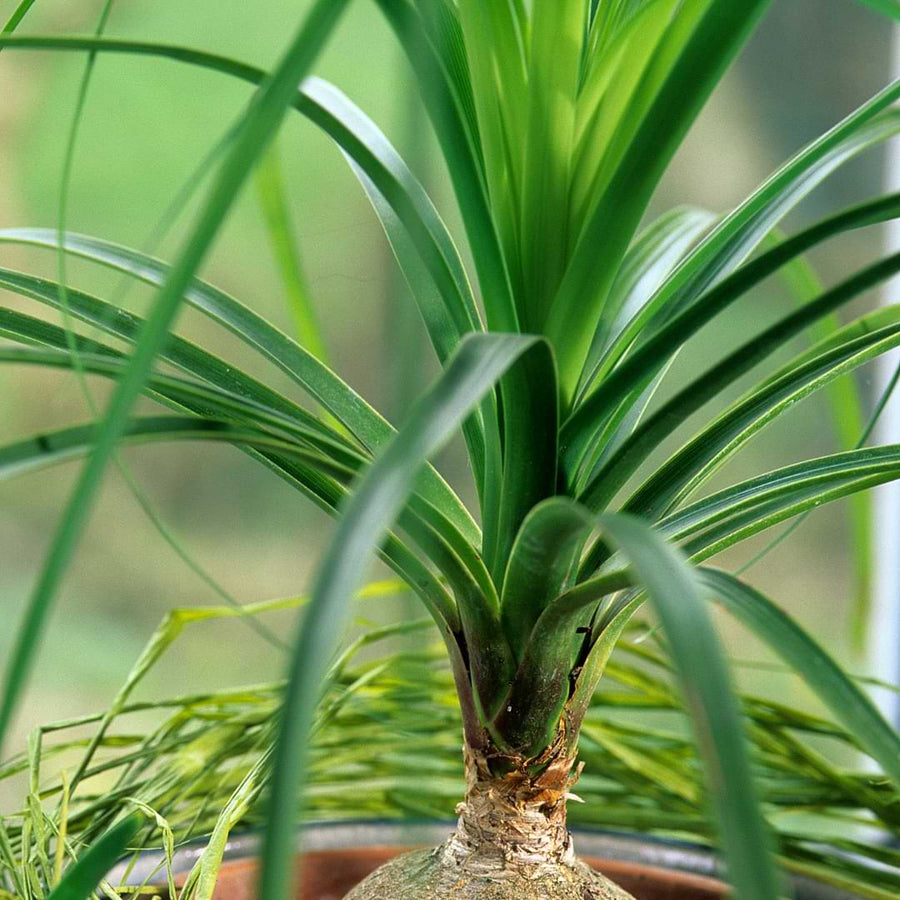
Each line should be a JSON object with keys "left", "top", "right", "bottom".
{"left": 0, "top": 0, "right": 893, "bottom": 801}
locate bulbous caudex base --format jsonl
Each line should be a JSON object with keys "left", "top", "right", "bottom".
{"left": 344, "top": 845, "right": 633, "bottom": 899}
{"left": 346, "top": 740, "right": 635, "bottom": 899}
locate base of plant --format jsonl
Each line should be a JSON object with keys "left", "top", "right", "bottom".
{"left": 346, "top": 739, "right": 635, "bottom": 899}
{"left": 344, "top": 843, "right": 633, "bottom": 899}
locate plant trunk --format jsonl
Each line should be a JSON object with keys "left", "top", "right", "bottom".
{"left": 345, "top": 736, "right": 635, "bottom": 899}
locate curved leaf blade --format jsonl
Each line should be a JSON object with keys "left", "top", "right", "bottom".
{"left": 47, "top": 813, "right": 141, "bottom": 900}
{"left": 598, "top": 514, "right": 780, "bottom": 900}
{"left": 563, "top": 191, "right": 900, "bottom": 489}
{"left": 702, "top": 568, "right": 900, "bottom": 787}
{"left": 546, "top": 0, "right": 773, "bottom": 393}
{"left": 579, "top": 242, "right": 900, "bottom": 512}
{"left": 627, "top": 318, "right": 900, "bottom": 520}
{"left": 0, "top": 229, "right": 481, "bottom": 547}
{"left": 0, "top": 0, "right": 351, "bottom": 752}
{"left": 499, "top": 498, "right": 593, "bottom": 662}
{"left": 259, "top": 333, "right": 541, "bottom": 900}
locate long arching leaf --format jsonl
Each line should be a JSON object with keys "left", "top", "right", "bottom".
{"left": 545, "top": 0, "right": 773, "bottom": 393}
{"left": 596, "top": 514, "right": 780, "bottom": 900}
{"left": 499, "top": 498, "right": 594, "bottom": 661}
{"left": 258, "top": 332, "right": 542, "bottom": 900}
{"left": 578, "top": 246, "right": 900, "bottom": 511}
{"left": 0, "top": 309, "right": 466, "bottom": 632}
{"left": 599, "top": 91, "right": 900, "bottom": 381}
{"left": 0, "top": 0, "right": 353, "bottom": 753}
{"left": 0, "top": 229, "right": 481, "bottom": 547}
{"left": 47, "top": 814, "right": 141, "bottom": 900}
{"left": 657, "top": 445, "right": 900, "bottom": 561}
{"left": 576, "top": 204, "right": 715, "bottom": 403}
{"left": 701, "top": 568, "right": 900, "bottom": 786}
{"left": 0, "top": 268, "right": 350, "bottom": 448}
{"left": 563, "top": 191, "right": 900, "bottom": 486}
{"left": 626, "top": 319, "right": 900, "bottom": 519}
{"left": 373, "top": 0, "right": 520, "bottom": 333}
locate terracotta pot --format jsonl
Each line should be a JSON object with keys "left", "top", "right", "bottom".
{"left": 111, "top": 821, "right": 859, "bottom": 900}
{"left": 207, "top": 845, "right": 727, "bottom": 899}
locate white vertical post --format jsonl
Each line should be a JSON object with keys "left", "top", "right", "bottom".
{"left": 870, "top": 25, "right": 900, "bottom": 724}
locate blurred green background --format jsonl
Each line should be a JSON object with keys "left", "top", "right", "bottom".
{"left": 0, "top": 0, "right": 894, "bottom": 801}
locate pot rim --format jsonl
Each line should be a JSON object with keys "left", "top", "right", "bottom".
{"left": 108, "top": 818, "right": 858, "bottom": 900}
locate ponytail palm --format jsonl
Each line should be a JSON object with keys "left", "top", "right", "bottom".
{"left": 3, "top": 1, "right": 900, "bottom": 899}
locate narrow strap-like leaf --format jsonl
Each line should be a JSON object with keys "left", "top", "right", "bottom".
{"left": 577, "top": 234, "right": 900, "bottom": 512}
{"left": 374, "top": 1, "right": 520, "bottom": 333}
{"left": 259, "top": 333, "right": 540, "bottom": 900}
{"left": 576, "top": 205, "right": 715, "bottom": 404}
{"left": 47, "top": 813, "right": 141, "bottom": 900}
{"left": 254, "top": 143, "right": 329, "bottom": 362}
{"left": 598, "top": 90, "right": 900, "bottom": 383}
{"left": 0, "top": 267, "right": 349, "bottom": 448}
{"left": 456, "top": 0, "right": 528, "bottom": 273}
{"left": 499, "top": 498, "right": 594, "bottom": 662}
{"left": 563, "top": 191, "right": 900, "bottom": 487}
{"left": 0, "top": 228, "right": 481, "bottom": 548}
{"left": 303, "top": 76, "right": 482, "bottom": 344}
{"left": 0, "top": 329, "right": 480, "bottom": 641}
{"left": 0, "top": 0, "right": 353, "bottom": 754}
{"left": 663, "top": 445, "right": 900, "bottom": 562}
{"left": 1, "top": 0, "right": 36, "bottom": 34}
{"left": 597, "top": 514, "right": 780, "bottom": 900}
{"left": 517, "top": 0, "right": 584, "bottom": 331}
{"left": 485, "top": 341, "right": 559, "bottom": 586}
{"left": 546, "top": 0, "right": 772, "bottom": 394}
{"left": 701, "top": 568, "right": 900, "bottom": 787}
{"left": 626, "top": 319, "right": 900, "bottom": 520}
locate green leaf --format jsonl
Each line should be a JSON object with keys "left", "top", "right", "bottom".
{"left": 494, "top": 559, "right": 630, "bottom": 753}
{"left": 303, "top": 76, "right": 482, "bottom": 347}
{"left": 304, "top": 77, "right": 490, "bottom": 504}
{"left": 852, "top": 0, "right": 900, "bottom": 18}
{"left": 0, "top": 229, "right": 481, "bottom": 548}
{"left": 456, "top": 0, "right": 528, "bottom": 272}
{"left": 576, "top": 205, "right": 715, "bottom": 403}
{"left": 499, "top": 498, "right": 594, "bottom": 662}
{"left": 597, "top": 515, "right": 780, "bottom": 900}
{"left": 573, "top": 207, "right": 713, "bottom": 480}
{"left": 1, "top": 0, "right": 36, "bottom": 34}
{"left": 258, "top": 333, "right": 541, "bottom": 900}
{"left": 517, "top": 0, "right": 584, "bottom": 330}
{"left": 415, "top": 0, "right": 482, "bottom": 158}
{"left": 701, "top": 569, "right": 900, "bottom": 787}
{"left": 0, "top": 308, "right": 460, "bottom": 632}
{"left": 765, "top": 234, "right": 872, "bottom": 641}
{"left": 374, "top": 0, "right": 520, "bottom": 333}
{"left": 0, "top": 267, "right": 348, "bottom": 448}
{"left": 485, "top": 341, "right": 559, "bottom": 586}
{"left": 623, "top": 104, "right": 900, "bottom": 359}
{"left": 0, "top": 323, "right": 483, "bottom": 637}
{"left": 564, "top": 191, "right": 900, "bottom": 488}
{"left": 626, "top": 317, "right": 900, "bottom": 521}
{"left": 546, "top": 0, "right": 772, "bottom": 394}
{"left": 661, "top": 444, "right": 900, "bottom": 562}
{"left": 47, "top": 813, "right": 140, "bottom": 900}
{"left": 571, "top": 0, "right": 680, "bottom": 240}
{"left": 575, "top": 205, "right": 900, "bottom": 511}
{"left": 0, "top": 338, "right": 365, "bottom": 472}
{"left": 0, "top": 25, "right": 513, "bottom": 335}
{"left": 0, "top": 0, "right": 351, "bottom": 753}
{"left": 0, "top": 413, "right": 355, "bottom": 485}
{"left": 593, "top": 91, "right": 900, "bottom": 391}
{"left": 254, "top": 142, "right": 329, "bottom": 362}
{"left": 0, "top": 266, "right": 490, "bottom": 606}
